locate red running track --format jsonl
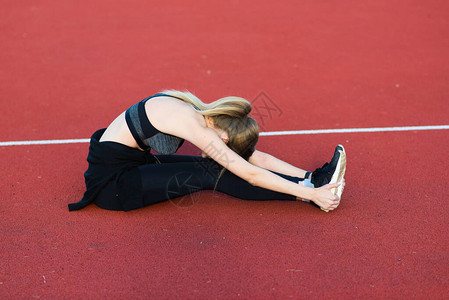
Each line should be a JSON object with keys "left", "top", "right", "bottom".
{"left": 1, "top": 0, "right": 449, "bottom": 299}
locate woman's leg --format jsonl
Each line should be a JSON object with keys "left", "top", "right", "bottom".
{"left": 215, "top": 169, "right": 300, "bottom": 201}
{"left": 138, "top": 156, "right": 302, "bottom": 206}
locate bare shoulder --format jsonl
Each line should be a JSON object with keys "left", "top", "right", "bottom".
{"left": 145, "top": 96, "right": 206, "bottom": 137}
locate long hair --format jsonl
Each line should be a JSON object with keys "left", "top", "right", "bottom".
{"left": 162, "top": 90, "right": 259, "bottom": 160}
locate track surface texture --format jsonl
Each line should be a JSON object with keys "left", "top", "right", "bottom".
{"left": 1, "top": 1, "right": 448, "bottom": 299}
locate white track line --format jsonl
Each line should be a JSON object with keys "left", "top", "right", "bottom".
{"left": 1, "top": 125, "right": 448, "bottom": 147}
{"left": 259, "top": 125, "right": 449, "bottom": 136}
{"left": 0, "top": 139, "right": 90, "bottom": 146}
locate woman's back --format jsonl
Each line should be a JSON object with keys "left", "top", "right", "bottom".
{"left": 99, "top": 96, "right": 204, "bottom": 150}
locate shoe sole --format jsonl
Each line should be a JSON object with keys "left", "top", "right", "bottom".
{"left": 322, "top": 144, "right": 346, "bottom": 212}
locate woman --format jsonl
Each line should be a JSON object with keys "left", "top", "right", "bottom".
{"left": 68, "top": 90, "right": 346, "bottom": 212}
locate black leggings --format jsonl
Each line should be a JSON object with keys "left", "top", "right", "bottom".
{"left": 96, "top": 155, "right": 302, "bottom": 210}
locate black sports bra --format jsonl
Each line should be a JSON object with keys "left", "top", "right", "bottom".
{"left": 125, "top": 93, "right": 187, "bottom": 154}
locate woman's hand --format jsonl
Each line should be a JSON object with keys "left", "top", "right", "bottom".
{"left": 311, "top": 182, "right": 341, "bottom": 211}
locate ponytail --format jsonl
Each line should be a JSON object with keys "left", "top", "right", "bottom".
{"left": 161, "top": 89, "right": 251, "bottom": 119}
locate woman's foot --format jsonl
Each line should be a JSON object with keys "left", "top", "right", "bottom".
{"left": 309, "top": 145, "right": 347, "bottom": 211}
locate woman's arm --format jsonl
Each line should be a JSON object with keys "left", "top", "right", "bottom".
{"left": 249, "top": 150, "right": 309, "bottom": 178}
{"left": 190, "top": 127, "right": 340, "bottom": 210}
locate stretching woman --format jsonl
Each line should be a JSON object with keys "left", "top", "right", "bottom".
{"left": 68, "top": 90, "right": 346, "bottom": 212}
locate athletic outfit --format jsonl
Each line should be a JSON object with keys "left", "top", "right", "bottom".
{"left": 68, "top": 94, "right": 301, "bottom": 212}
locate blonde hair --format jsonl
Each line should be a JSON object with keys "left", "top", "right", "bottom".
{"left": 162, "top": 89, "right": 259, "bottom": 160}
